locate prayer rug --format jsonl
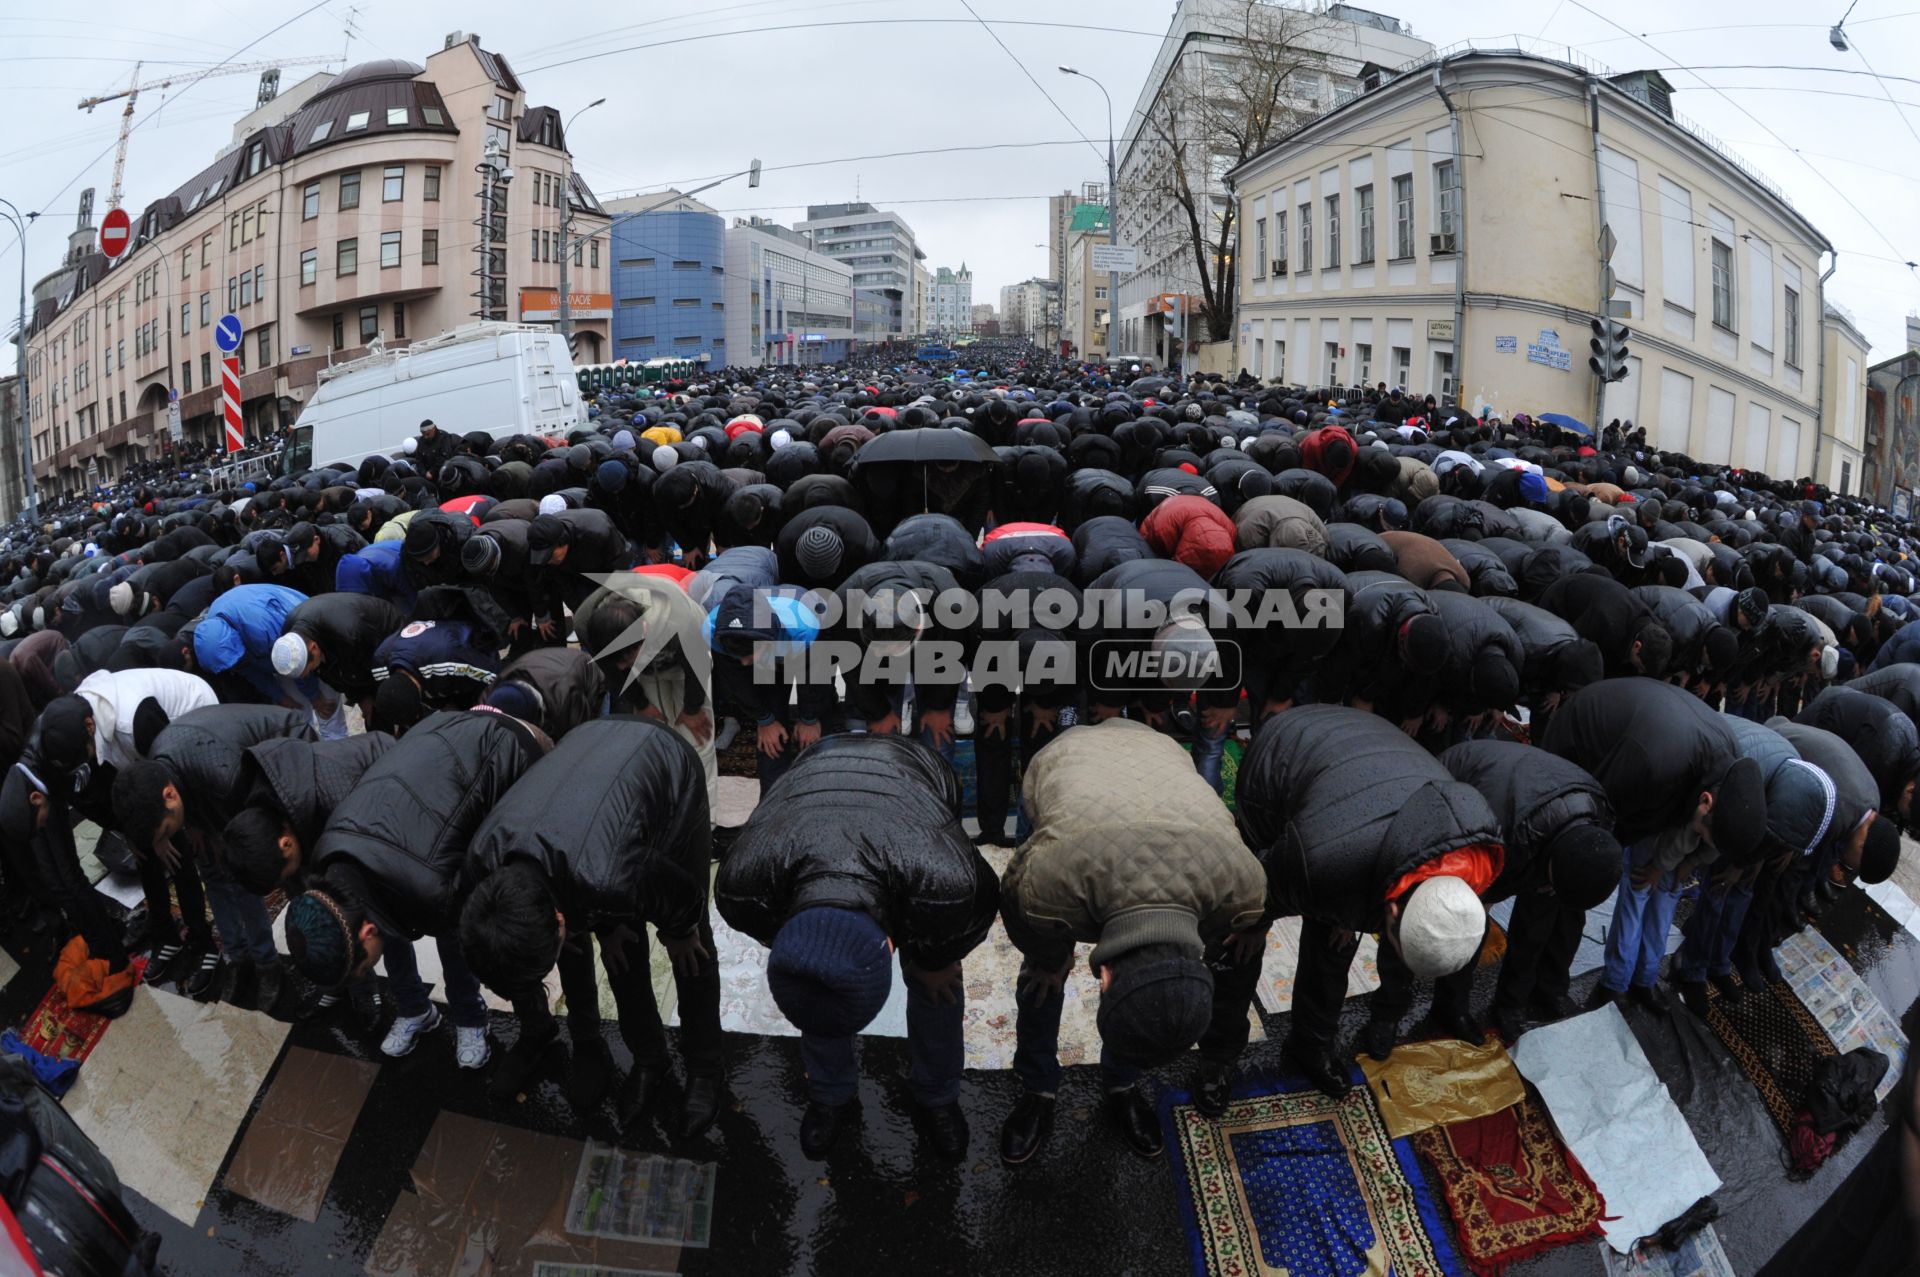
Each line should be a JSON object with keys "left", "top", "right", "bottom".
{"left": 1411, "top": 1098, "right": 1605, "bottom": 1276}
{"left": 17, "top": 956, "right": 145, "bottom": 1063}
{"left": 1254, "top": 916, "right": 1381, "bottom": 1015}
{"left": 1358, "top": 1038, "right": 1527, "bottom": 1140}
{"left": 1702, "top": 978, "right": 1837, "bottom": 1138}
{"left": 1163, "top": 1069, "right": 1465, "bottom": 1277}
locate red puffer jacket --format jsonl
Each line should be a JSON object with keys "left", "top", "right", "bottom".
{"left": 1140, "top": 495, "right": 1237, "bottom": 580}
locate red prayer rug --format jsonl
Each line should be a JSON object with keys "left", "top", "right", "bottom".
{"left": 1411, "top": 1098, "right": 1605, "bottom": 1276}
{"left": 17, "top": 957, "right": 147, "bottom": 1064}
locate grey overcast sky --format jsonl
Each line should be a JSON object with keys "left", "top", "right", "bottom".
{"left": 1, "top": 0, "right": 1916, "bottom": 365}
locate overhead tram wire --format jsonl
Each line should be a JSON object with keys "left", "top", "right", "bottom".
{"left": 1564, "top": 0, "right": 1916, "bottom": 270}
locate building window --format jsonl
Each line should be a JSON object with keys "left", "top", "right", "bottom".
{"left": 386, "top": 107, "right": 408, "bottom": 126}
{"left": 229, "top": 214, "right": 241, "bottom": 251}
{"left": 1325, "top": 194, "right": 1340, "bottom": 268}
{"left": 228, "top": 276, "right": 238, "bottom": 311}
{"left": 1783, "top": 285, "right": 1801, "bottom": 367}
{"left": 1298, "top": 203, "right": 1311, "bottom": 272}
{"left": 1435, "top": 350, "right": 1455, "bottom": 396}
{"left": 240, "top": 270, "right": 253, "bottom": 307}
{"left": 200, "top": 292, "right": 210, "bottom": 325}
{"left": 337, "top": 238, "right": 358, "bottom": 275}
{"left": 422, "top": 230, "right": 438, "bottom": 265}
{"left": 1840, "top": 459, "right": 1852, "bottom": 495}
{"left": 257, "top": 327, "right": 271, "bottom": 368}
{"left": 359, "top": 306, "right": 378, "bottom": 342}
{"left": 1434, "top": 161, "right": 1457, "bottom": 241}
{"left": 573, "top": 239, "right": 583, "bottom": 267}
{"left": 423, "top": 107, "right": 444, "bottom": 126}
{"left": 673, "top": 260, "right": 700, "bottom": 270}
{"left": 181, "top": 361, "right": 191, "bottom": 393}
{"left": 393, "top": 303, "right": 406, "bottom": 340}
{"left": 346, "top": 111, "right": 369, "bottom": 132}
{"left": 382, "top": 166, "right": 404, "bottom": 202}
{"left": 424, "top": 166, "right": 440, "bottom": 201}
{"left": 1355, "top": 185, "right": 1374, "bottom": 264}
{"left": 673, "top": 297, "right": 699, "bottom": 307}
{"left": 1392, "top": 345, "right": 1411, "bottom": 388}
{"left": 331, "top": 314, "right": 344, "bottom": 348}
{"left": 303, "top": 182, "right": 320, "bottom": 219}
{"left": 301, "top": 248, "right": 317, "bottom": 285}
{"left": 1325, "top": 342, "right": 1340, "bottom": 385}
{"left": 1254, "top": 217, "right": 1267, "bottom": 278}
{"left": 201, "top": 352, "right": 211, "bottom": 387}
{"left": 590, "top": 240, "right": 599, "bottom": 269}
{"left": 531, "top": 229, "right": 540, "bottom": 261}
{"left": 180, "top": 302, "right": 190, "bottom": 335}
{"left": 1094, "top": 286, "right": 1108, "bottom": 300}
{"left": 339, "top": 170, "right": 361, "bottom": 210}
{"left": 309, "top": 120, "right": 333, "bottom": 145}
{"left": 1392, "top": 174, "right": 1413, "bottom": 259}
{"left": 201, "top": 232, "right": 212, "bottom": 265}
{"left": 180, "top": 247, "right": 190, "bottom": 279}
{"left": 1356, "top": 342, "right": 1372, "bottom": 383}
{"left": 1711, "top": 237, "right": 1734, "bottom": 329}
{"left": 380, "top": 230, "right": 401, "bottom": 268}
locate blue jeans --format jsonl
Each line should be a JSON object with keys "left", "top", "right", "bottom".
{"left": 383, "top": 931, "right": 489, "bottom": 1029}
{"left": 1601, "top": 844, "right": 1684, "bottom": 991}
{"left": 1677, "top": 882, "right": 1753, "bottom": 982}
{"left": 798, "top": 953, "right": 963, "bottom": 1108}
{"left": 1191, "top": 720, "right": 1228, "bottom": 794}
{"left": 847, "top": 684, "right": 957, "bottom": 764}
{"left": 205, "top": 879, "right": 277, "bottom": 965}
{"left": 1012, "top": 964, "right": 1144, "bottom": 1096}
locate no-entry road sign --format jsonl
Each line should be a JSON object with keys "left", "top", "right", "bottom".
{"left": 99, "top": 207, "right": 131, "bottom": 259}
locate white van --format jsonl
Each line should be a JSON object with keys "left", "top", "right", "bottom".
{"left": 281, "top": 323, "right": 587, "bottom": 474}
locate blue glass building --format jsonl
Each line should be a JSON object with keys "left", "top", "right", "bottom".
{"left": 610, "top": 209, "right": 727, "bottom": 366}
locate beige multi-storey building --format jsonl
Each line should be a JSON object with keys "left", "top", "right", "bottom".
{"left": 1230, "top": 49, "right": 1841, "bottom": 478}
{"left": 1062, "top": 203, "right": 1112, "bottom": 360}
{"left": 1817, "top": 304, "right": 1871, "bottom": 496}
{"left": 23, "top": 35, "right": 609, "bottom": 496}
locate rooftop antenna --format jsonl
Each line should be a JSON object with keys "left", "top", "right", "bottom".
{"left": 343, "top": 4, "right": 362, "bottom": 63}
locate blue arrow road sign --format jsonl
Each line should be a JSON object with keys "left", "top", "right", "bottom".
{"left": 215, "top": 313, "right": 244, "bottom": 354}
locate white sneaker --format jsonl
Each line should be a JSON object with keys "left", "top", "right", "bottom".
{"left": 380, "top": 1006, "right": 442, "bottom": 1058}
{"left": 455, "top": 1025, "right": 492, "bottom": 1070}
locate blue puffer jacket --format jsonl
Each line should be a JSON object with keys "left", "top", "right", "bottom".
{"left": 192, "top": 584, "right": 309, "bottom": 701}
{"left": 334, "top": 541, "right": 417, "bottom": 613}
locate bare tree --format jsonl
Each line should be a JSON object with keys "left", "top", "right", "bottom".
{"left": 1134, "top": 1, "right": 1332, "bottom": 343}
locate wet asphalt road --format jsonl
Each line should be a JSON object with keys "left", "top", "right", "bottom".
{"left": 4, "top": 883, "right": 1913, "bottom": 1276}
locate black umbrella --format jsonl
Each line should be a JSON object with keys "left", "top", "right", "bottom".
{"left": 853, "top": 428, "right": 998, "bottom": 467}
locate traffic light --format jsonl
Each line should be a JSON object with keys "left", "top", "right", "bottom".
{"left": 1588, "top": 316, "right": 1630, "bottom": 382}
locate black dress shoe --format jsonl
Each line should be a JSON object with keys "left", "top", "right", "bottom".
{"left": 1282, "top": 1040, "right": 1350, "bottom": 1097}
{"left": 1754, "top": 949, "right": 1783, "bottom": 984}
{"left": 1193, "top": 1058, "right": 1234, "bottom": 1119}
{"left": 800, "top": 1100, "right": 852, "bottom": 1159}
{"left": 1492, "top": 1005, "right": 1526, "bottom": 1043}
{"left": 1708, "top": 971, "right": 1745, "bottom": 1000}
{"left": 1677, "top": 980, "right": 1710, "bottom": 1018}
{"left": 1629, "top": 982, "right": 1672, "bottom": 1014}
{"left": 679, "top": 1075, "right": 722, "bottom": 1140}
{"left": 614, "top": 1066, "right": 661, "bottom": 1131}
{"left": 1526, "top": 991, "right": 1581, "bottom": 1022}
{"left": 569, "top": 1039, "right": 616, "bottom": 1114}
{"left": 1433, "top": 1003, "right": 1485, "bottom": 1044}
{"left": 1361, "top": 1017, "right": 1398, "bottom": 1061}
{"left": 1587, "top": 983, "right": 1627, "bottom": 1012}
{"left": 999, "top": 1093, "right": 1054, "bottom": 1165}
{"left": 1102, "top": 1087, "right": 1163, "bottom": 1160}
{"left": 913, "top": 1102, "right": 969, "bottom": 1162}
{"left": 488, "top": 1028, "right": 560, "bottom": 1104}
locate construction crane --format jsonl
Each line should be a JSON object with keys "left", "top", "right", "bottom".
{"left": 79, "top": 56, "right": 341, "bottom": 212}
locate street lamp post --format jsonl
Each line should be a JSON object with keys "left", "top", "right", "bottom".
{"left": 557, "top": 97, "right": 607, "bottom": 354}
{"left": 0, "top": 199, "right": 39, "bottom": 522}
{"left": 1060, "top": 67, "right": 1118, "bottom": 360}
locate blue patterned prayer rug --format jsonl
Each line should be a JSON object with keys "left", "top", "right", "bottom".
{"left": 1161, "top": 1065, "right": 1466, "bottom": 1277}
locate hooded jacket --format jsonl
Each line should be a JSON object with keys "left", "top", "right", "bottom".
{"left": 240, "top": 732, "right": 396, "bottom": 852}
{"left": 1726, "top": 716, "right": 1836, "bottom": 863}
{"left": 1140, "top": 495, "right": 1237, "bottom": 579}
{"left": 73, "top": 668, "right": 219, "bottom": 770}
{"left": 334, "top": 541, "right": 418, "bottom": 613}
{"left": 1000, "top": 719, "right": 1264, "bottom": 964}
{"left": 1868, "top": 616, "right": 1920, "bottom": 671}
{"left": 1532, "top": 571, "right": 1656, "bottom": 676}
{"left": 465, "top": 718, "right": 709, "bottom": 935}
{"left": 1441, "top": 740, "right": 1612, "bottom": 901}
{"left": 1767, "top": 719, "right": 1879, "bottom": 859}
{"left": 715, "top": 733, "right": 998, "bottom": 970}
{"left": 1481, "top": 597, "right": 1604, "bottom": 700}
{"left": 1539, "top": 677, "right": 1739, "bottom": 843}
{"left": 1238, "top": 705, "right": 1503, "bottom": 929}
{"left": 310, "top": 710, "right": 540, "bottom": 939}
{"left": 491, "top": 646, "right": 607, "bottom": 740}
{"left": 193, "top": 584, "right": 309, "bottom": 701}
{"left": 1427, "top": 591, "right": 1524, "bottom": 714}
